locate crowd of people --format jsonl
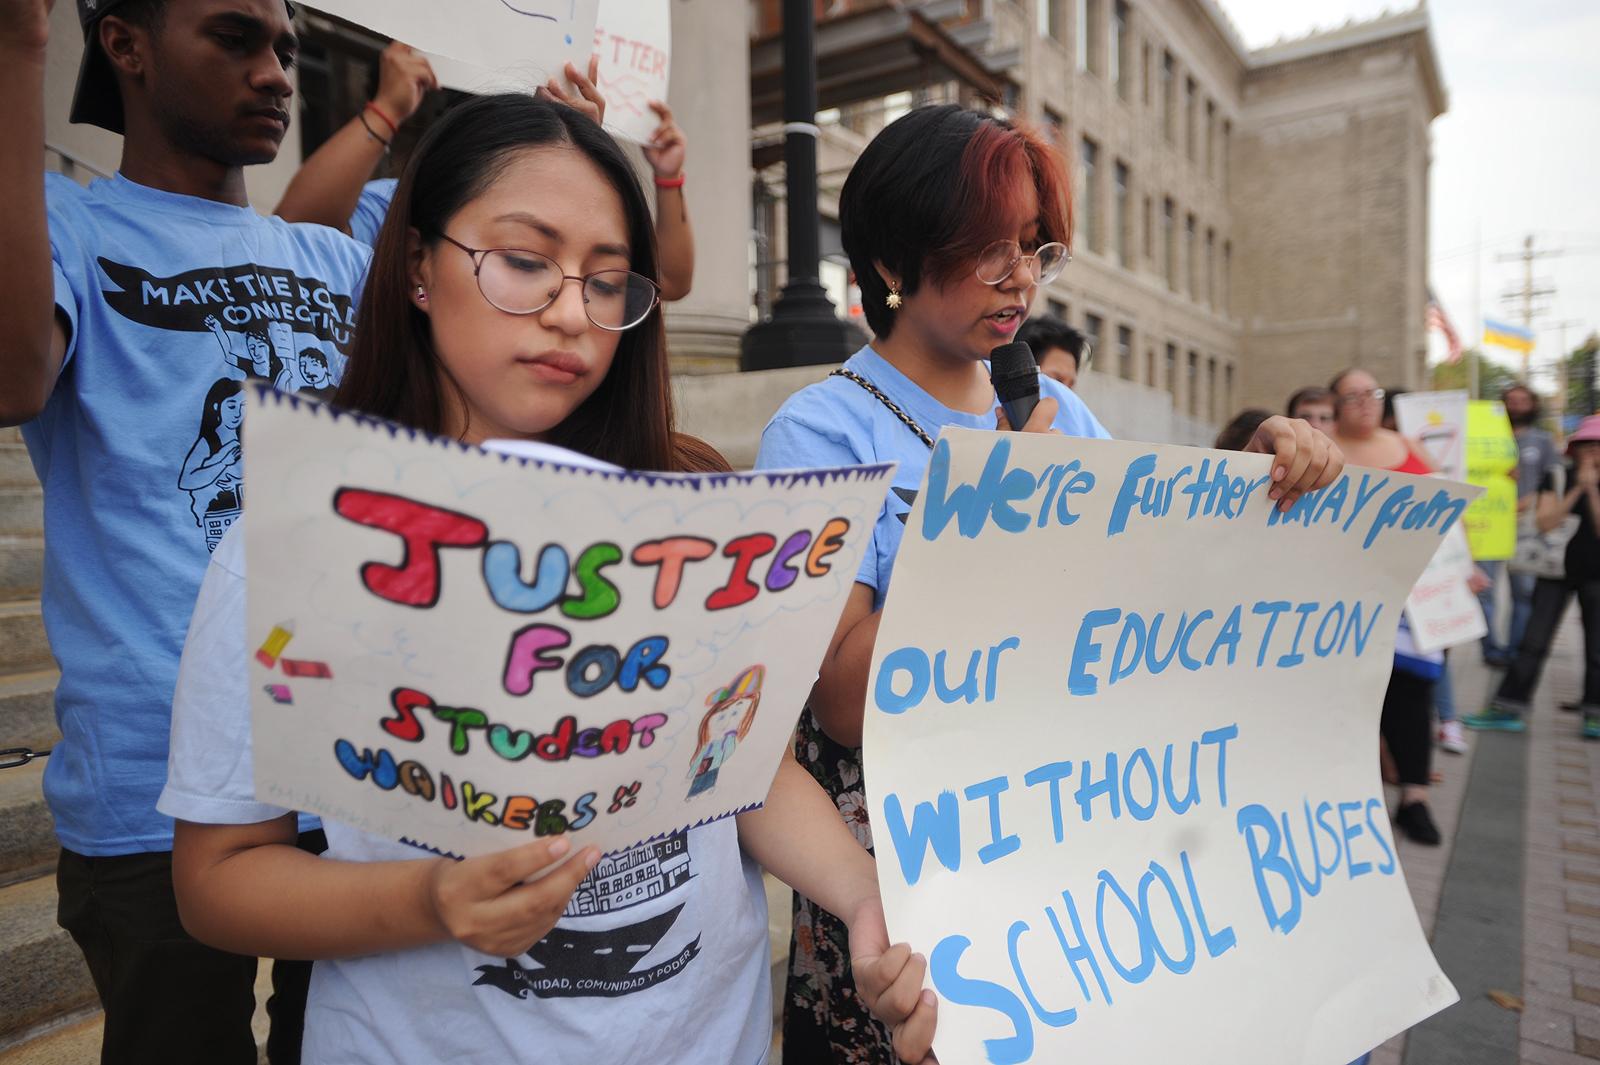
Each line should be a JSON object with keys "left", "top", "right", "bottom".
{"left": 1210, "top": 376, "right": 1600, "bottom": 858}
{"left": 0, "top": 0, "right": 1582, "bottom": 1063}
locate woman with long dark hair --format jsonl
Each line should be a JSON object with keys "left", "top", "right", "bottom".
{"left": 755, "top": 103, "right": 1342, "bottom": 1063}
{"left": 159, "top": 95, "right": 936, "bottom": 1063}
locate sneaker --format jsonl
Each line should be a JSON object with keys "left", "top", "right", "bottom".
{"left": 1462, "top": 707, "right": 1527, "bottom": 732}
{"left": 1584, "top": 715, "right": 1600, "bottom": 741}
{"left": 1395, "top": 801, "right": 1442, "bottom": 845}
{"left": 1437, "top": 720, "right": 1469, "bottom": 754}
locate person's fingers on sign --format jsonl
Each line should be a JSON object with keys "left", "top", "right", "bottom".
{"left": 425, "top": 837, "right": 600, "bottom": 958}
{"left": 374, "top": 41, "right": 437, "bottom": 126}
{"left": 643, "top": 99, "right": 686, "bottom": 179}
{"left": 540, "top": 56, "right": 606, "bottom": 125}
{"left": 1247, "top": 413, "right": 1346, "bottom": 511}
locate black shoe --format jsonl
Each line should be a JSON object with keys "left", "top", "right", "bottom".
{"left": 1395, "top": 801, "right": 1442, "bottom": 846}
{"left": 1562, "top": 701, "right": 1582, "bottom": 713}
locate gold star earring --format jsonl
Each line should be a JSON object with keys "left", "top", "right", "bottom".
{"left": 886, "top": 282, "right": 902, "bottom": 310}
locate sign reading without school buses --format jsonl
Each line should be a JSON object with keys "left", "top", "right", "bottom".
{"left": 864, "top": 430, "right": 1478, "bottom": 1065}
{"left": 242, "top": 387, "right": 891, "bottom": 858}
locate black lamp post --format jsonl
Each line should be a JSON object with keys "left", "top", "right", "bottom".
{"left": 740, "top": 0, "right": 866, "bottom": 371}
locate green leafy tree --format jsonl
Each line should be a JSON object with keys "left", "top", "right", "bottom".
{"left": 1430, "top": 349, "right": 1518, "bottom": 399}
{"left": 1565, "top": 335, "right": 1600, "bottom": 418}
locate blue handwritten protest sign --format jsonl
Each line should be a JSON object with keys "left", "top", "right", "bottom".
{"left": 864, "top": 428, "right": 1474, "bottom": 1065}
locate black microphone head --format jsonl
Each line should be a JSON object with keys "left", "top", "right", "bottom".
{"left": 989, "top": 340, "right": 1039, "bottom": 402}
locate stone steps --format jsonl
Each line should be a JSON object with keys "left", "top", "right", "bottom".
{"left": 0, "top": 489, "right": 41, "bottom": 539}
{"left": 0, "top": 671, "right": 58, "bottom": 755}
{"left": 0, "top": 876, "right": 97, "bottom": 1048}
{"left": 0, "top": 604, "right": 52, "bottom": 675}
{"left": 0, "top": 763, "right": 53, "bottom": 890}
{"left": 0, "top": 537, "right": 44, "bottom": 603}
{"left": 0, "top": 446, "right": 36, "bottom": 489}
{"left": 0, "top": 1010, "right": 102, "bottom": 1063}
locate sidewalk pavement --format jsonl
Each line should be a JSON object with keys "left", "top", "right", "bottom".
{"left": 1372, "top": 604, "right": 1600, "bottom": 1065}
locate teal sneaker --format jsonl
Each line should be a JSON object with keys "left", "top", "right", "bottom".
{"left": 1583, "top": 714, "right": 1600, "bottom": 741}
{"left": 1462, "top": 707, "right": 1527, "bottom": 732}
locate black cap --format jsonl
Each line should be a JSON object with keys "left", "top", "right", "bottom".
{"left": 70, "top": 0, "right": 295, "bottom": 135}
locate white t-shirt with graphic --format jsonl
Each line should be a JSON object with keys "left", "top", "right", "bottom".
{"left": 159, "top": 523, "right": 773, "bottom": 1064}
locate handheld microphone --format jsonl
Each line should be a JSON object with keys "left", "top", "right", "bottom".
{"left": 990, "top": 340, "right": 1041, "bottom": 430}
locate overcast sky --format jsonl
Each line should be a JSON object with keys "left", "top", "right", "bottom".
{"left": 1220, "top": 0, "right": 1600, "bottom": 388}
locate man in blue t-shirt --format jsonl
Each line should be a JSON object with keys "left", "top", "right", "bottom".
{"left": 0, "top": 1, "right": 368, "bottom": 1061}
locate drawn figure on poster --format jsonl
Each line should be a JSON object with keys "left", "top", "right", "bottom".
{"left": 205, "top": 314, "right": 296, "bottom": 390}
{"left": 685, "top": 665, "right": 764, "bottom": 799}
{"left": 179, "top": 378, "right": 245, "bottom": 549}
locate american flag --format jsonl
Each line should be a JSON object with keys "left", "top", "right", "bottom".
{"left": 1426, "top": 289, "right": 1462, "bottom": 363}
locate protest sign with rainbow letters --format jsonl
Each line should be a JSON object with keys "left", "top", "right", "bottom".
{"left": 865, "top": 429, "right": 1477, "bottom": 1065}
{"left": 242, "top": 386, "right": 890, "bottom": 858}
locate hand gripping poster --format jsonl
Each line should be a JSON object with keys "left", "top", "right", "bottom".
{"left": 864, "top": 429, "right": 1479, "bottom": 1065}
{"left": 242, "top": 387, "right": 891, "bottom": 858}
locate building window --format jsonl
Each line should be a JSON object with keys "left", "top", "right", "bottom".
{"left": 1161, "top": 51, "right": 1175, "bottom": 142}
{"left": 1081, "top": 0, "right": 1107, "bottom": 75}
{"left": 1205, "top": 99, "right": 1216, "bottom": 177}
{"left": 1038, "top": 0, "right": 1062, "bottom": 41}
{"left": 1222, "top": 120, "right": 1232, "bottom": 192}
{"left": 1207, "top": 356, "right": 1218, "bottom": 421}
{"left": 1187, "top": 350, "right": 1199, "bottom": 415}
{"left": 1047, "top": 297, "right": 1069, "bottom": 319}
{"left": 1117, "top": 325, "right": 1133, "bottom": 380}
{"left": 1143, "top": 195, "right": 1154, "bottom": 263}
{"left": 1084, "top": 314, "right": 1105, "bottom": 368}
{"left": 1162, "top": 197, "right": 1176, "bottom": 290}
{"left": 1184, "top": 213, "right": 1196, "bottom": 296}
{"left": 1223, "top": 240, "right": 1233, "bottom": 316}
{"left": 1043, "top": 106, "right": 1065, "bottom": 149}
{"left": 1146, "top": 347, "right": 1156, "bottom": 387}
{"left": 1225, "top": 363, "right": 1235, "bottom": 414}
{"left": 1165, "top": 343, "right": 1177, "bottom": 398}
{"left": 1112, "top": 1, "right": 1131, "bottom": 99}
{"left": 1080, "top": 137, "right": 1100, "bottom": 254}
{"left": 1185, "top": 77, "right": 1197, "bottom": 161}
{"left": 1142, "top": 42, "right": 1152, "bottom": 105}
{"left": 1114, "top": 161, "right": 1130, "bottom": 267}
{"left": 1205, "top": 227, "right": 1215, "bottom": 307}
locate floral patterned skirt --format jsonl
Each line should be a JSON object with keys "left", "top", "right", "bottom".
{"left": 782, "top": 708, "right": 896, "bottom": 1064}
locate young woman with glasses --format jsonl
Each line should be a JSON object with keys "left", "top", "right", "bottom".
{"left": 755, "top": 103, "right": 1343, "bottom": 1064}
{"left": 158, "top": 95, "right": 937, "bottom": 1064}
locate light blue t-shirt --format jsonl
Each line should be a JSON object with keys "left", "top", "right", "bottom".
{"left": 755, "top": 345, "right": 1109, "bottom": 608}
{"left": 24, "top": 171, "right": 369, "bottom": 855}
{"left": 349, "top": 178, "right": 398, "bottom": 246}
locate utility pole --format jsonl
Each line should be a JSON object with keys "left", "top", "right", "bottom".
{"left": 1496, "top": 234, "right": 1561, "bottom": 384}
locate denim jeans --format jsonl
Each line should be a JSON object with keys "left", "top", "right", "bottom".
{"left": 1480, "top": 559, "right": 1537, "bottom": 660}
{"left": 1492, "top": 577, "right": 1600, "bottom": 712}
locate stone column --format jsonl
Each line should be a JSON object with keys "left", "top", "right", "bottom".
{"left": 661, "top": 0, "right": 753, "bottom": 373}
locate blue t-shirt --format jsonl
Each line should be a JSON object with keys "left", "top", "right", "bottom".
{"left": 349, "top": 178, "right": 398, "bottom": 246}
{"left": 755, "top": 345, "right": 1109, "bottom": 608}
{"left": 25, "top": 171, "right": 370, "bottom": 855}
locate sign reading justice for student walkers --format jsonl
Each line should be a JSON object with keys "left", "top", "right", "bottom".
{"left": 865, "top": 429, "right": 1477, "bottom": 1065}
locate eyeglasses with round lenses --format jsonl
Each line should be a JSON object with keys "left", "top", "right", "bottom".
{"left": 975, "top": 239, "right": 1070, "bottom": 286}
{"left": 1337, "top": 387, "right": 1386, "bottom": 407}
{"left": 438, "top": 234, "right": 660, "bottom": 331}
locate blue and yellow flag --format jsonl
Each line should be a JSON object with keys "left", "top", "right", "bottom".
{"left": 1483, "top": 317, "right": 1534, "bottom": 354}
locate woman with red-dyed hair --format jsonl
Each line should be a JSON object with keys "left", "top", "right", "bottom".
{"left": 755, "top": 104, "right": 1342, "bottom": 1063}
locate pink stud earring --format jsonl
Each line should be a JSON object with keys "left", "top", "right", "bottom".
{"left": 415, "top": 286, "right": 427, "bottom": 302}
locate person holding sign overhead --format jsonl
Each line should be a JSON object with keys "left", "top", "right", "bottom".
{"left": 160, "top": 93, "right": 937, "bottom": 1065}
{"left": 755, "top": 103, "right": 1343, "bottom": 1064}
{"left": 277, "top": 49, "right": 699, "bottom": 301}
